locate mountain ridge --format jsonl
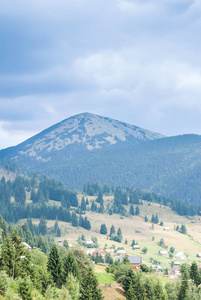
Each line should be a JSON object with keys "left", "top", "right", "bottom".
{"left": 0, "top": 113, "right": 201, "bottom": 204}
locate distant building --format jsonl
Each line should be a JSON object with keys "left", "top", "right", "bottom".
{"left": 93, "top": 248, "right": 107, "bottom": 256}
{"left": 159, "top": 250, "right": 168, "bottom": 256}
{"left": 133, "top": 245, "right": 140, "bottom": 250}
{"left": 174, "top": 261, "right": 181, "bottom": 266}
{"left": 163, "top": 227, "right": 170, "bottom": 231}
{"left": 171, "top": 268, "right": 181, "bottom": 276}
{"left": 116, "top": 249, "right": 126, "bottom": 256}
{"left": 175, "top": 252, "right": 187, "bottom": 260}
{"left": 120, "top": 255, "right": 142, "bottom": 270}
{"left": 197, "top": 253, "right": 201, "bottom": 258}
{"left": 150, "top": 265, "right": 162, "bottom": 271}
{"left": 86, "top": 241, "right": 94, "bottom": 245}
{"left": 191, "top": 220, "right": 196, "bottom": 223}
{"left": 22, "top": 242, "right": 32, "bottom": 251}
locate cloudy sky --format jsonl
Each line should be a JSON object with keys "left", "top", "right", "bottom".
{"left": 0, "top": 0, "right": 201, "bottom": 149}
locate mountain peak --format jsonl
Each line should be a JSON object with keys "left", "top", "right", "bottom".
{"left": 1, "top": 113, "right": 164, "bottom": 161}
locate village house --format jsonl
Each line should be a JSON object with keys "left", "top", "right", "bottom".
{"left": 174, "top": 261, "right": 181, "bottom": 266}
{"left": 159, "top": 250, "right": 168, "bottom": 256}
{"left": 133, "top": 245, "right": 140, "bottom": 250}
{"left": 175, "top": 252, "right": 187, "bottom": 260}
{"left": 116, "top": 249, "right": 126, "bottom": 256}
{"left": 93, "top": 248, "right": 107, "bottom": 257}
{"left": 85, "top": 240, "right": 94, "bottom": 245}
{"left": 150, "top": 265, "right": 162, "bottom": 271}
{"left": 171, "top": 268, "right": 181, "bottom": 276}
{"left": 197, "top": 253, "right": 201, "bottom": 258}
{"left": 120, "top": 255, "right": 142, "bottom": 270}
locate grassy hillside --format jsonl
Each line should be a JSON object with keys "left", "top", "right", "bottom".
{"left": 20, "top": 193, "right": 201, "bottom": 271}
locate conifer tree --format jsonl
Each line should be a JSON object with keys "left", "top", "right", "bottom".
{"left": 100, "top": 224, "right": 107, "bottom": 234}
{"left": 135, "top": 206, "right": 140, "bottom": 215}
{"left": 81, "top": 197, "right": 86, "bottom": 211}
{"left": 190, "top": 261, "right": 201, "bottom": 286}
{"left": 110, "top": 225, "right": 116, "bottom": 237}
{"left": 80, "top": 267, "right": 103, "bottom": 300}
{"left": 47, "top": 244, "right": 62, "bottom": 286}
{"left": 18, "top": 277, "right": 33, "bottom": 300}
{"left": 179, "top": 268, "right": 189, "bottom": 300}
{"left": 63, "top": 251, "right": 81, "bottom": 282}
{"left": 130, "top": 205, "right": 135, "bottom": 216}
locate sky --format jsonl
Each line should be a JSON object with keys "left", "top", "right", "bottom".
{"left": 0, "top": 0, "right": 201, "bottom": 149}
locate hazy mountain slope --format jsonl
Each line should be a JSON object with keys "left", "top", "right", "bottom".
{"left": 0, "top": 113, "right": 200, "bottom": 204}
{"left": 0, "top": 113, "right": 164, "bottom": 163}
{"left": 42, "top": 134, "right": 201, "bottom": 204}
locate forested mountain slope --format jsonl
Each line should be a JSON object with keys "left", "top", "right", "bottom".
{"left": 0, "top": 113, "right": 200, "bottom": 204}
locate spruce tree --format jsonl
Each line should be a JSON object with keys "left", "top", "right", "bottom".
{"left": 110, "top": 225, "right": 116, "bottom": 237}
{"left": 100, "top": 224, "right": 107, "bottom": 234}
{"left": 135, "top": 206, "right": 140, "bottom": 215}
{"left": 130, "top": 205, "right": 135, "bottom": 216}
{"left": 80, "top": 267, "right": 103, "bottom": 300}
{"left": 47, "top": 244, "right": 62, "bottom": 286}
{"left": 63, "top": 251, "right": 81, "bottom": 282}
{"left": 179, "top": 268, "right": 189, "bottom": 300}
{"left": 190, "top": 261, "right": 201, "bottom": 286}
{"left": 18, "top": 277, "right": 33, "bottom": 300}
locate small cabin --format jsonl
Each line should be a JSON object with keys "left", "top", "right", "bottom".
{"left": 133, "top": 245, "right": 140, "bottom": 250}
{"left": 116, "top": 249, "right": 126, "bottom": 256}
{"left": 93, "top": 248, "right": 107, "bottom": 257}
{"left": 175, "top": 252, "right": 187, "bottom": 260}
{"left": 163, "top": 227, "right": 170, "bottom": 231}
{"left": 120, "top": 255, "right": 142, "bottom": 270}
{"left": 159, "top": 250, "right": 168, "bottom": 256}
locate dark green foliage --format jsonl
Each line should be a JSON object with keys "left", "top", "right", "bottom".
{"left": 190, "top": 261, "right": 201, "bottom": 286}
{"left": 145, "top": 215, "right": 148, "bottom": 222}
{"left": 151, "top": 214, "right": 159, "bottom": 224}
{"left": 140, "top": 264, "right": 149, "bottom": 272}
{"left": 111, "top": 227, "right": 123, "bottom": 243}
{"left": 18, "top": 277, "right": 33, "bottom": 300}
{"left": 135, "top": 206, "right": 140, "bottom": 215}
{"left": 38, "top": 216, "right": 47, "bottom": 235}
{"left": 110, "top": 225, "right": 116, "bottom": 237}
{"left": 81, "top": 197, "right": 86, "bottom": 211}
{"left": 129, "top": 189, "right": 139, "bottom": 204}
{"left": 63, "top": 251, "right": 81, "bottom": 282}
{"left": 13, "top": 176, "right": 26, "bottom": 205}
{"left": 1, "top": 230, "right": 32, "bottom": 279}
{"left": 179, "top": 268, "right": 189, "bottom": 300}
{"left": 0, "top": 271, "right": 8, "bottom": 295}
{"left": 100, "top": 223, "right": 107, "bottom": 234}
{"left": 130, "top": 205, "right": 135, "bottom": 216}
{"left": 123, "top": 269, "right": 146, "bottom": 300}
{"left": 79, "top": 215, "right": 91, "bottom": 230}
{"left": 170, "top": 247, "right": 175, "bottom": 253}
{"left": 80, "top": 267, "right": 103, "bottom": 300}
{"left": 71, "top": 212, "right": 78, "bottom": 227}
{"left": 47, "top": 244, "right": 62, "bottom": 286}
{"left": 180, "top": 224, "right": 187, "bottom": 234}
{"left": 91, "top": 200, "right": 97, "bottom": 212}
{"left": 96, "top": 191, "right": 103, "bottom": 206}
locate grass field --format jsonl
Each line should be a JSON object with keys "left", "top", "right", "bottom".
{"left": 21, "top": 193, "right": 201, "bottom": 270}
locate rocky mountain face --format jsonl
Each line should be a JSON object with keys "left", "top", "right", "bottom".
{"left": 0, "top": 113, "right": 164, "bottom": 162}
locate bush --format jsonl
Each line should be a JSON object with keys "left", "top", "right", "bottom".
{"left": 0, "top": 271, "right": 8, "bottom": 295}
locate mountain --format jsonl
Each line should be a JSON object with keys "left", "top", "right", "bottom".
{"left": 0, "top": 112, "right": 163, "bottom": 160}
{"left": 0, "top": 113, "right": 201, "bottom": 204}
